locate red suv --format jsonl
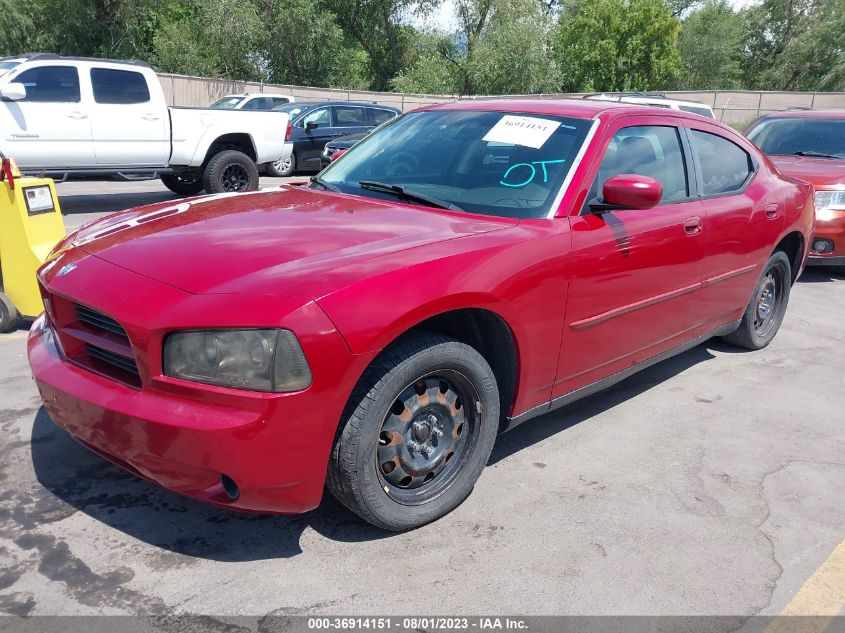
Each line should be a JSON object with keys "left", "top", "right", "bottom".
{"left": 746, "top": 110, "right": 845, "bottom": 274}
{"left": 30, "top": 100, "right": 813, "bottom": 530}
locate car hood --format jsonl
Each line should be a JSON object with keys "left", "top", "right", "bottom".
{"left": 769, "top": 155, "right": 845, "bottom": 188}
{"left": 73, "top": 187, "right": 516, "bottom": 298}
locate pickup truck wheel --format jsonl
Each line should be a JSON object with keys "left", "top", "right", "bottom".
{"left": 0, "top": 292, "right": 18, "bottom": 333}
{"left": 160, "top": 174, "right": 204, "bottom": 196}
{"left": 203, "top": 150, "right": 259, "bottom": 194}
{"left": 327, "top": 333, "right": 499, "bottom": 531}
{"left": 265, "top": 155, "right": 294, "bottom": 177}
{"left": 722, "top": 251, "right": 791, "bottom": 350}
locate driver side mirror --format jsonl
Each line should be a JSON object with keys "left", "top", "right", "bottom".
{"left": 305, "top": 121, "right": 318, "bottom": 131}
{"left": 589, "top": 174, "right": 663, "bottom": 213}
{"left": 0, "top": 83, "right": 27, "bottom": 101}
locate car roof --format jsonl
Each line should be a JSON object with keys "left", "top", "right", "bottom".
{"left": 586, "top": 94, "right": 713, "bottom": 109}
{"left": 0, "top": 53, "right": 150, "bottom": 68}
{"left": 421, "top": 97, "right": 715, "bottom": 121}
{"left": 758, "top": 109, "right": 845, "bottom": 120}
{"left": 287, "top": 101, "right": 400, "bottom": 110}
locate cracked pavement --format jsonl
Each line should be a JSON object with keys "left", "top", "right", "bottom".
{"left": 1, "top": 181, "right": 843, "bottom": 618}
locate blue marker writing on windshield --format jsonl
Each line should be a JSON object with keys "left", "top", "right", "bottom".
{"left": 500, "top": 159, "right": 567, "bottom": 188}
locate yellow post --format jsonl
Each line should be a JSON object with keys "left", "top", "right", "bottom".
{"left": 0, "top": 158, "right": 66, "bottom": 324}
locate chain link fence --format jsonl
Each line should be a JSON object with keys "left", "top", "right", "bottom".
{"left": 159, "top": 73, "right": 845, "bottom": 127}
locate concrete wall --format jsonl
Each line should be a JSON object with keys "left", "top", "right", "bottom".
{"left": 158, "top": 73, "right": 845, "bottom": 125}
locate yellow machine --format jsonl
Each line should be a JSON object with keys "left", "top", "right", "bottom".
{"left": 0, "top": 157, "right": 66, "bottom": 331}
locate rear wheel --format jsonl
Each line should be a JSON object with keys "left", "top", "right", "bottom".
{"left": 160, "top": 174, "right": 204, "bottom": 196}
{"left": 327, "top": 333, "right": 499, "bottom": 531}
{"left": 203, "top": 150, "right": 259, "bottom": 194}
{"left": 0, "top": 292, "right": 18, "bottom": 333}
{"left": 722, "top": 251, "right": 792, "bottom": 350}
{"left": 265, "top": 154, "right": 294, "bottom": 177}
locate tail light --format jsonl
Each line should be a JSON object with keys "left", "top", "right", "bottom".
{"left": 285, "top": 120, "right": 292, "bottom": 142}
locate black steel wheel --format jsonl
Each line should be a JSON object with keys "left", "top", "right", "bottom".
{"left": 328, "top": 333, "right": 500, "bottom": 531}
{"left": 203, "top": 150, "right": 259, "bottom": 194}
{"left": 376, "top": 371, "right": 479, "bottom": 504}
{"left": 722, "top": 250, "right": 792, "bottom": 350}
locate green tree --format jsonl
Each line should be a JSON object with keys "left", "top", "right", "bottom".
{"left": 554, "top": 0, "right": 681, "bottom": 92}
{"left": 152, "top": 0, "right": 264, "bottom": 79}
{"left": 321, "top": 0, "right": 440, "bottom": 90}
{"left": 0, "top": 0, "right": 34, "bottom": 56}
{"left": 394, "top": 0, "right": 561, "bottom": 95}
{"left": 742, "top": 0, "right": 845, "bottom": 90}
{"left": 263, "top": 0, "right": 369, "bottom": 88}
{"left": 676, "top": 0, "right": 743, "bottom": 89}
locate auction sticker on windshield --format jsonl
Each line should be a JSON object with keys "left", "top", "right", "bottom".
{"left": 483, "top": 115, "right": 561, "bottom": 149}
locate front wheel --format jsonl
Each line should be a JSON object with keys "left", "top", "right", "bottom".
{"left": 327, "top": 333, "right": 500, "bottom": 531}
{"left": 722, "top": 250, "right": 792, "bottom": 350}
{"left": 203, "top": 150, "right": 259, "bottom": 194}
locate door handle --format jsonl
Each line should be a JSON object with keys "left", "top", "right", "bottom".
{"left": 683, "top": 216, "right": 703, "bottom": 236}
{"left": 142, "top": 114, "right": 160, "bottom": 121}
{"left": 67, "top": 111, "right": 88, "bottom": 119}
{"left": 765, "top": 203, "right": 780, "bottom": 219}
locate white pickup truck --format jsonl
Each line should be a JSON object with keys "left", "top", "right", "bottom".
{"left": 0, "top": 54, "right": 292, "bottom": 195}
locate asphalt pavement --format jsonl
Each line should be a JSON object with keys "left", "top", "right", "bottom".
{"left": 0, "top": 179, "right": 843, "bottom": 621}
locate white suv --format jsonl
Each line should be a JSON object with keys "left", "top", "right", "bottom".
{"left": 585, "top": 93, "right": 715, "bottom": 118}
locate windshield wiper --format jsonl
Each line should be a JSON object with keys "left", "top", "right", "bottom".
{"left": 794, "top": 151, "right": 838, "bottom": 159}
{"left": 309, "top": 176, "right": 341, "bottom": 192}
{"left": 358, "top": 180, "right": 463, "bottom": 211}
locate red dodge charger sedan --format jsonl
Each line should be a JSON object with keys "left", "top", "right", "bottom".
{"left": 746, "top": 109, "right": 845, "bottom": 275}
{"left": 29, "top": 100, "right": 814, "bottom": 530}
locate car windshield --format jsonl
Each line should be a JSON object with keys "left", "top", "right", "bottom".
{"left": 273, "top": 103, "right": 304, "bottom": 116}
{"left": 0, "top": 61, "right": 20, "bottom": 77}
{"left": 209, "top": 96, "right": 245, "bottom": 109}
{"left": 316, "top": 109, "right": 593, "bottom": 219}
{"left": 747, "top": 117, "right": 845, "bottom": 159}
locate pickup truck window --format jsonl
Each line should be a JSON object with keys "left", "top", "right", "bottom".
{"left": 319, "top": 110, "right": 592, "bottom": 219}
{"left": 90, "top": 68, "right": 150, "bottom": 104}
{"left": 14, "top": 66, "right": 80, "bottom": 103}
{"left": 690, "top": 129, "right": 753, "bottom": 196}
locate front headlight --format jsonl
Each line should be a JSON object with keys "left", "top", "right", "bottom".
{"left": 163, "top": 329, "right": 312, "bottom": 392}
{"left": 814, "top": 191, "right": 845, "bottom": 220}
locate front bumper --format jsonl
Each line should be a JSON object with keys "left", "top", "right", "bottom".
{"left": 28, "top": 255, "right": 367, "bottom": 514}
{"left": 807, "top": 255, "right": 845, "bottom": 266}
{"left": 29, "top": 320, "right": 354, "bottom": 513}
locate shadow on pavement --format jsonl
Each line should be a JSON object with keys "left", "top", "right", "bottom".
{"left": 58, "top": 191, "right": 179, "bottom": 216}
{"left": 30, "top": 340, "right": 727, "bottom": 560}
{"left": 29, "top": 409, "right": 391, "bottom": 561}
{"left": 490, "top": 342, "right": 718, "bottom": 464}
{"left": 798, "top": 268, "right": 845, "bottom": 283}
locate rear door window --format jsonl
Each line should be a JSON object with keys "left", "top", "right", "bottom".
{"left": 369, "top": 108, "right": 397, "bottom": 125}
{"left": 14, "top": 66, "right": 80, "bottom": 102}
{"left": 690, "top": 130, "right": 754, "bottom": 196}
{"left": 334, "top": 106, "right": 367, "bottom": 127}
{"left": 91, "top": 68, "right": 150, "bottom": 104}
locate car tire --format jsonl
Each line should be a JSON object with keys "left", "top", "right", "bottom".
{"left": 327, "top": 333, "right": 500, "bottom": 531}
{"left": 265, "top": 154, "right": 294, "bottom": 177}
{"left": 722, "top": 250, "right": 792, "bottom": 350}
{"left": 0, "top": 292, "right": 18, "bottom": 333}
{"left": 203, "top": 150, "right": 259, "bottom": 194}
{"left": 160, "top": 174, "right": 205, "bottom": 196}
